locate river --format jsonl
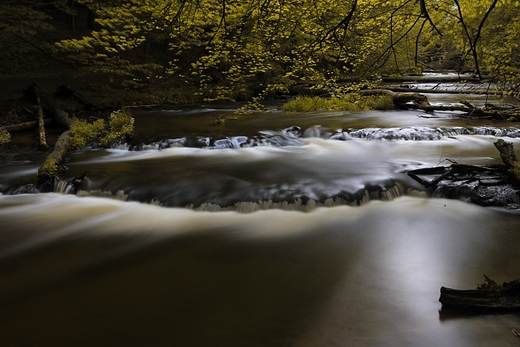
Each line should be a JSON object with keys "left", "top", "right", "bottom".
{"left": 1, "top": 83, "right": 520, "bottom": 346}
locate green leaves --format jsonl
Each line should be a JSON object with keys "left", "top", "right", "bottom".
{"left": 69, "top": 110, "right": 134, "bottom": 149}
{"left": 8, "top": 0, "right": 516, "bottom": 99}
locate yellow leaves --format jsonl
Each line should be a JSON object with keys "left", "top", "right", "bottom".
{"left": 48, "top": 0, "right": 520, "bottom": 98}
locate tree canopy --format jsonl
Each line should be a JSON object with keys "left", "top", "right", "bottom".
{"left": 2, "top": 0, "right": 519, "bottom": 102}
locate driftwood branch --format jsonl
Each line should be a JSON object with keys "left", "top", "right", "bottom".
{"left": 440, "top": 276, "right": 520, "bottom": 314}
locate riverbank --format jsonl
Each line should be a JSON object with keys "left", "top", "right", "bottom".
{"left": 1, "top": 70, "right": 519, "bottom": 155}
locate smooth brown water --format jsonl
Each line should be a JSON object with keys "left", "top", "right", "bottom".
{"left": 1, "top": 195, "right": 520, "bottom": 346}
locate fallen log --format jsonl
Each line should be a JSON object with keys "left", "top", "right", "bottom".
{"left": 2, "top": 119, "right": 53, "bottom": 133}
{"left": 400, "top": 102, "right": 520, "bottom": 119}
{"left": 381, "top": 75, "right": 483, "bottom": 83}
{"left": 54, "top": 109, "right": 74, "bottom": 130}
{"left": 359, "top": 89, "right": 518, "bottom": 118}
{"left": 359, "top": 86, "right": 518, "bottom": 120}
{"left": 358, "top": 89, "right": 431, "bottom": 109}
{"left": 440, "top": 276, "right": 520, "bottom": 313}
{"left": 37, "top": 130, "right": 70, "bottom": 191}
{"left": 392, "top": 95, "right": 519, "bottom": 120}
{"left": 36, "top": 93, "right": 48, "bottom": 150}
{"left": 380, "top": 85, "right": 503, "bottom": 95}
{"left": 22, "top": 82, "right": 77, "bottom": 131}
{"left": 357, "top": 89, "right": 395, "bottom": 97}
{"left": 392, "top": 92, "right": 430, "bottom": 108}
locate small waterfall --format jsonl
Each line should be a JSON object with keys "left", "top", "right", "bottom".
{"left": 347, "top": 126, "right": 474, "bottom": 141}
{"left": 55, "top": 179, "right": 74, "bottom": 194}
{"left": 63, "top": 182, "right": 428, "bottom": 213}
{"left": 185, "top": 183, "right": 428, "bottom": 213}
{"left": 77, "top": 189, "right": 129, "bottom": 201}
{"left": 106, "top": 126, "right": 520, "bottom": 152}
{"left": 472, "top": 126, "right": 520, "bottom": 137}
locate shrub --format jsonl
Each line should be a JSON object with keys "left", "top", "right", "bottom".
{"left": 69, "top": 110, "right": 134, "bottom": 149}
{"left": 100, "top": 109, "right": 134, "bottom": 146}
{"left": 283, "top": 93, "right": 395, "bottom": 112}
{"left": 0, "top": 128, "right": 11, "bottom": 145}
{"left": 69, "top": 118, "right": 106, "bottom": 150}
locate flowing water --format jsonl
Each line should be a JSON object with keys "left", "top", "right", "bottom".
{"left": 1, "top": 85, "right": 520, "bottom": 346}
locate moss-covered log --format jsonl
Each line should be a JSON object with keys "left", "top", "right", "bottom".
{"left": 54, "top": 109, "right": 74, "bottom": 130}
{"left": 37, "top": 130, "right": 70, "bottom": 191}
{"left": 392, "top": 92, "right": 431, "bottom": 108}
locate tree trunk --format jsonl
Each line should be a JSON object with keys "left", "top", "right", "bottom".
{"left": 494, "top": 139, "right": 518, "bottom": 168}
{"left": 494, "top": 139, "right": 520, "bottom": 185}
{"left": 36, "top": 94, "right": 48, "bottom": 150}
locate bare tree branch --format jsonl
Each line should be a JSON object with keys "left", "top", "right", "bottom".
{"left": 313, "top": 0, "right": 358, "bottom": 47}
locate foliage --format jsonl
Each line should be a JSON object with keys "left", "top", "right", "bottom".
{"left": 69, "top": 117, "right": 106, "bottom": 150}
{"left": 0, "top": 128, "right": 11, "bottom": 145}
{"left": 54, "top": 0, "right": 436, "bottom": 97}
{"left": 2, "top": 1, "right": 520, "bottom": 101}
{"left": 1, "top": 110, "right": 22, "bottom": 126}
{"left": 0, "top": 0, "right": 73, "bottom": 72}
{"left": 283, "top": 94, "right": 395, "bottom": 112}
{"left": 100, "top": 110, "right": 135, "bottom": 146}
{"left": 69, "top": 109, "right": 134, "bottom": 149}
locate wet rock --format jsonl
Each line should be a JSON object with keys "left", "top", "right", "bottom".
{"left": 282, "top": 125, "right": 301, "bottom": 137}
{"left": 472, "top": 185, "right": 520, "bottom": 209}
{"left": 408, "top": 164, "right": 520, "bottom": 209}
{"left": 8, "top": 184, "right": 39, "bottom": 195}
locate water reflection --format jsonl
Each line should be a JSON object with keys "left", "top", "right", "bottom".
{"left": 1, "top": 195, "right": 520, "bottom": 346}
